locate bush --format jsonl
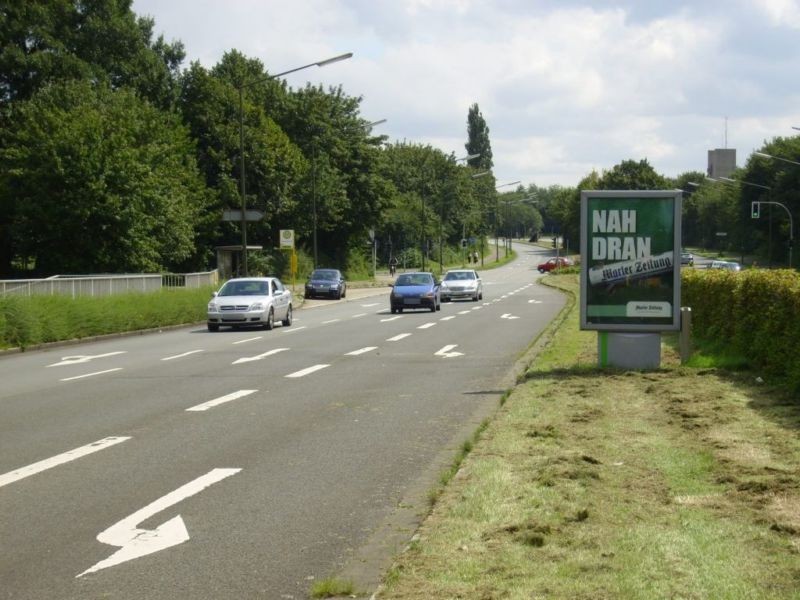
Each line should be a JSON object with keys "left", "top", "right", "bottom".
{"left": 682, "top": 268, "right": 800, "bottom": 391}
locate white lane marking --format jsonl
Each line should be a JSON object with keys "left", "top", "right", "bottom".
{"left": 323, "top": 319, "right": 341, "bottom": 324}
{"left": 186, "top": 390, "right": 257, "bottom": 412}
{"left": 346, "top": 346, "right": 378, "bottom": 356}
{"left": 501, "top": 313, "right": 520, "bottom": 320}
{"left": 387, "top": 333, "right": 411, "bottom": 341}
{"left": 232, "top": 348, "right": 289, "bottom": 365}
{"left": 458, "top": 310, "right": 471, "bottom": 315}
{"left": 77, "top": 468, "right": 240, "bottom": 577}
{"left": 418, "top": 322, "right": 436, "bottom": 329}
{"left": 381, "top": 316, "right": 402, "bottom": 322}
{"left": 285, "top": 364, "right": 330, "bottom": 378}
{"left": 471, "top": 306, "right": 482, "bottom": 310}
{"left": 352, "top": 313, "right": 367, "bottom": 318}
{"left": 282, "top": 326, "right": 306, "bottom": 334}
{"left": 435, "top": 345, "right": 464, "bottom": 358}
{"left": 440, "top": 316, "right": 456, "bottom": 321}
{"left": 361, "top": 303, "right": 380, "bottom": 307}
{"left": 161, "top": 350, "right": 204, "bottom": 361}
{"left": 233, "top": 337, "right": 261, "bottom": 345}
{"left": 60, "top": 368, "right": 123, "bottom": 382}
{"left": 47, "top": 352, "right": 127, "bottom": 367}
{"left": 528, "top": 299, "right": 542, "bottom": 304}
{"left": 0, "top": 437, "right": 130, "bottom": 489}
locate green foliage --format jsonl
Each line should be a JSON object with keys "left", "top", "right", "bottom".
{"left": 465, "top": 103, "right": 493, "bottom": 170}
{"left": 0, "top": 80, "right": 214, "bottom": 275}
{"left": 682, "top": 268, "right": 800, "bottom": 391}
{"left": 0, "top": 288, "right": 213, "bottom": 350}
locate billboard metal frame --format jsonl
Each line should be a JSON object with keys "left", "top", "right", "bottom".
{"left": 580, "top": 190, "right": 682, "bottom": 332}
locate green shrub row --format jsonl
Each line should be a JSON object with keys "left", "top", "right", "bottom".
{"left": 0, "top": 287, "right": 214, "bottom": 350}
{"left": 682, "top": 268, "right": 800, "bottom": 390}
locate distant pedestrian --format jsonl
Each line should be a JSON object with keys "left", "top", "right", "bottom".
{"left": 472, "top": 251, "right": 479, "bottom": 264}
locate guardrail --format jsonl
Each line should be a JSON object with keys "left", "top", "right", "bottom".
{"left": 0, "top": 271, "right": 218, "bottom": 298}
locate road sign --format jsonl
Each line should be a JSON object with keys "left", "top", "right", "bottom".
{"left": 716, "top": 232, "right": 728, "bottom": 237}
{"left": 279, "top": 229, "right": 295, "bottom": 249}
{"left": 222, "top": 209, "right": 264, "bottom": 222}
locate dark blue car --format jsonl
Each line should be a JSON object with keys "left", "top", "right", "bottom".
{"left": 304, "top": 269, "right": 346, "bottom": 299}
{"left": 390, "top": 272, "right": 441, "bottom": 313}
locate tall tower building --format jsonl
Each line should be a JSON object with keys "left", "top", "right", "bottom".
{"left": 707, "top": 148, "right": 736, "bottom": 179}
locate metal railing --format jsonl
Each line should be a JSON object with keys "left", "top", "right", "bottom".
{"left": 0, "top": 271, "right": 219, "bottom": 298}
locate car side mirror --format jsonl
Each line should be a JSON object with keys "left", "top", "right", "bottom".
{"left": 212, "top": 291, "right": 218, "bottom": 297}
{"left": 389, "top": 283, "right": 394, "bottom": 288}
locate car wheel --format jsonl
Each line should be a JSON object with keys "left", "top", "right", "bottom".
{"left": 264, "top": 308, "right": 274, "bottom": 330}
{"left": 342, "top": 286, "right": 346, "bottom": 298}
{"left": 472, "top": 293, "right": 479, "bottom": 301}
{"left": 398, "top": 308, "right": 403, "bottom": 313}
{"left": 207, "top": 323, "right": 219, "bottom": 332}
{"left": 281, "top": 305, "right": 292, "bottom": 327}
{"left": 479, "top": 291, "right": 483, "bottom": 300}
{"left": 335, "top": 289, "right": 341, "bottom": 300}
{"left": 436, "top": 300, "right": 441, "bottom": 311}
{"left": 430, "top": 302, "right": 436, "bottom": 313}
{"left": 538, "top": 267, "right": 545, "bottom": 273}
{"left": 391, "top": 306, "right": 397, "bottom": 314}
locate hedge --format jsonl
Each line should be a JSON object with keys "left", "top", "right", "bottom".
{"left": 682, "top": 268, "right": 800, "bottom": 390}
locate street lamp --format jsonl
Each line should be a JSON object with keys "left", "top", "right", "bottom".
{"left": 421, "top": 153, "right": 480, "bottom": 272}
{"left": 312, "top": 117, "right": 385, "bottom": 268}
{"left": 494, "top": 181, "right": 521, "bottom": 260}
{"left": 237, "top": 52, "right": 352, "bottom": 277}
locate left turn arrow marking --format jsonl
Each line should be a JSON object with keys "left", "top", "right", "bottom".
{"left": 77, "top": 468, "right": 240, "bottom": 577}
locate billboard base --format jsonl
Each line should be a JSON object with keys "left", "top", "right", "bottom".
{"left": 598, "top": 332, "right": 661, "bottom": 369}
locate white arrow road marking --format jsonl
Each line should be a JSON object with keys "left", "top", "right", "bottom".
{"left": 285, "top": 364, "right": 330, "bottom": 378}
{"left": 528, "top": 299, "right": 543, "bottom": 304}
{"left": 232, "top": 348, "right": 289, "bottom": 365}
{"left": 417, "top": 322, "right": 436, "bottom": 329}
{"left": 381, "top": 316, "right": 402, "bottom": 322}
{"left": 440, "top": 316, "right": 456, "bottom": 321}
{"left": 77, "top": 468, "right": 240, "bottom": 577}
{"left": 232, "top": 337, "right": 261, "bottom": 345}
{"left": 186, "top": 390, "right": 257, "bottom": 412}
{"left": 47, "top": 351, "right": 127, "bottom": 367}
{"left": 500, "top": 313, "right": 521, "bottom": 320}
{"left": 387, "top": 333, "right": 411, "bottom": 341}
{"left": 60, "top": 368, "right": 122, "bottom": 382}
{"left": 162, "top": 350, "right": 204, "bottom": 361}
{"left": 0, "top": 437, "right": 130, "bottom": 489}
{"left": 435, "top": 345, "right": 464, "bottom": 358}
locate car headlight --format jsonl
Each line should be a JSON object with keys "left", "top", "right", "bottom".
{"left": 250, "top": 302, "right": 265, "bottom": 311}
{"left": 207, "top": 302, "right": 217, "bottom": 311}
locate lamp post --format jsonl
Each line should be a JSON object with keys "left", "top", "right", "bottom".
{"left": 435, "top": 153, "right": 480, "bottom": 274}
{"left": 494, "top": 181, "right": 521, "bottom": 261}
{"left": 237, "top": 52, "right": 352, "bottom": 277}
{"left": 312, "top": 118, "right": 385, "bottom": 268}
{"left": 751, "top": 152, "right": 797, "bottom": 268}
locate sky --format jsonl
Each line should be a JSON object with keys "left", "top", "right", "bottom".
{"left": 132, "top": 0, "right": 800, "bottom": 188}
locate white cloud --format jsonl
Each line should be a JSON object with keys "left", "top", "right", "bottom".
{"left": 133, "top": 0, "right": 800, "bottom": 186}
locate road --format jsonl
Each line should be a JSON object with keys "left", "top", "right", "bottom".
{"left": 0, "top": 243, "right": 565, "bottom": 600}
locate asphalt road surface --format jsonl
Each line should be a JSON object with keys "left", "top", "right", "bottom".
{"left": 0, "top": 243, "right": 565, "bottom": 600}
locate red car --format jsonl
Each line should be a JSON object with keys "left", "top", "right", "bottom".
{"left": 537, "top": 257, "right": 574, "bottom": 273}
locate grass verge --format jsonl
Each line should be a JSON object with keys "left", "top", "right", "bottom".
{"left": 379, "top": 274, "right": 800, "bottom": 599}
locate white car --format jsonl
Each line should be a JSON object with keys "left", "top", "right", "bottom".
{"left": 440, "top": 269, "right": 483, "bottom": 302}
{"left": 207, "top": 277, "right": 292, "bottom": 331}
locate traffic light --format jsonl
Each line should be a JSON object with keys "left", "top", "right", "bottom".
{"left": 552, "top": 237, "right": 557, "bottom": 248}
{"left": 751, "top": 201, "right": 760, "bottom": 219}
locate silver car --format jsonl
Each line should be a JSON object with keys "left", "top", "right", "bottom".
{"left": 440, "top": 269, "right": 483, "bottom": 302}
{"left": 207, "top": 277, "right": 292, "bottom": 331}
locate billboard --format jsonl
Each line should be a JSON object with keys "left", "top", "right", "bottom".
{"left": 580, "top": 190, "right": 681, "bottom": 332}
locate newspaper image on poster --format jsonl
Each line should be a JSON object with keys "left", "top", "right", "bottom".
{"left": 580, "top": 191, "right": 681, "bottom": 331}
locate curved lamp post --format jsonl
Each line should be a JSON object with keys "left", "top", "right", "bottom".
{"left": 494, "top": 181, "right": 521, "bottom": 260}
{"left": 237, "top": 52, "right": 352, "bottom": 276}
{"left": 434, "top": 153, "right": 481, "bottom": 273}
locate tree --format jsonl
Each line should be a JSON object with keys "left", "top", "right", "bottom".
{"left": 465, "top": 103, "right": 493, "bottom": 170}
{"left": 0, "top": 80, "right": 213, "bottom": 274}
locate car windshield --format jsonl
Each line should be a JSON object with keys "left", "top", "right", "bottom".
{"left": 219, "top": 281, "right": 269, "bottom": 296}
{"left": 311, "top": 270, "right": 338, "bottom": 281}
{"left": 444, "top": 271, "right": 475, "bottom": 281}
{"left": 396, "top": 274, "right": 433, "bottom": 286}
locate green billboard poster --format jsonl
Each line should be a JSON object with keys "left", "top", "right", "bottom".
{"left": 580, "top": 190, "right": 681, "bottom": 332}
